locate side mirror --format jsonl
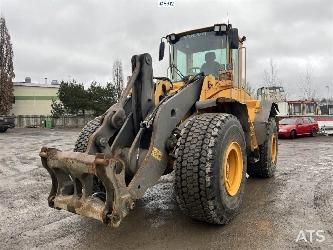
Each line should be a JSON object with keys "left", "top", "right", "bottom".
{"left": 229, "top": 28, "right": 239, "bottom": 49}
{"left": 159, "top": 41, "right": 165, "bottom": 61}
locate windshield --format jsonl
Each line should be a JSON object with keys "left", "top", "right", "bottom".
{"left": 279, "top": 118, "right": 297, "bottom": 125}
{"left": 171, "top": 31, "right": 228, "bottom": 80}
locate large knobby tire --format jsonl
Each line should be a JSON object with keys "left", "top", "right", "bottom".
{"left": 73, "top": 116, "right": 105, "bottom": 194}
{"left": 174, "top": 113, "right": 247, "bottom": 224}
{"left": 247, "top": 118, "right": 278, "bottom": 178}
{"left": 74, "top": 116, "right": 102, "bottom": 153}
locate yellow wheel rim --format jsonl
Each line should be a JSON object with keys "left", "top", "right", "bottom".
{"left": 223, "top": 142, "right": 243, "bottom": 196}
{"left": 271, "top": 133, "right": 277, "bottom": 163}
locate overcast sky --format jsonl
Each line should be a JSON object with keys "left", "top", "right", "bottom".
{"left": 0, "top": 0, "right": 332, "bottom": 98}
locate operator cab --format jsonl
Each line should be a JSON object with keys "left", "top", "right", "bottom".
{"left": 159, "top": 24, "right": 247, "bottom": 87}
{"left": 257, "top": 86, "right": 287, "bottom": 102}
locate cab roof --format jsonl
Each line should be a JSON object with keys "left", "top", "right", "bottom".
{"left": 167, "top": 24, "right": 232, "bottom": 40}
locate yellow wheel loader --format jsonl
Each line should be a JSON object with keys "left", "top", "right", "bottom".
{"left": 40, "top": 24, "right": 278, "bottom": 227}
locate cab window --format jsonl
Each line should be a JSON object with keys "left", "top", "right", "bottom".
{"left": 172, "top": 31, "right": 227, "bottom": 80}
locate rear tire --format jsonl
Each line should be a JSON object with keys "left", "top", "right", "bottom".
{"left": 290, "top": 130, "right": 297, "bottom": 139}
{"left": 174, "top": 113, "right": 247, "bottom": 224}
{"left": 247, "top": 118, "right": 278, "bottom": 178}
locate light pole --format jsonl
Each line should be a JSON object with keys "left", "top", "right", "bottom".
{"left": 326, "top": 85, "right": 330, "bottom": 115}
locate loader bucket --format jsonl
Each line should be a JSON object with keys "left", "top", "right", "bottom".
{"left": 39, "top": 147, "right": 134, "bottom": 227}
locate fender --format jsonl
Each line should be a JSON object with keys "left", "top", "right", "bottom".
{"left": 254, "top": 100, "right": 278, "bottom": 145}
{"left": 196, "top": 97, "right": 278, "bottom": 147}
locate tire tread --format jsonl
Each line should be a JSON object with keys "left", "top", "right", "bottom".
{"left": 175, "top": 113, "right": 241, "bottom": 224}
{"left": 73, "top": 116, "right": 102, "bottom": 152}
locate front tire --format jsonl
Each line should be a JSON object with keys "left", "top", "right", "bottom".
{"left": 174, "top": 113, "right": 247, "bottom": 224}
{"left": 74, "top": 116, "right": 102, "bottom": 152}
{"left": 74, "top": 116, "right": 104, "bottom": 194}
{"left": 311, "top": 129, "right": 317, "bottom": 137}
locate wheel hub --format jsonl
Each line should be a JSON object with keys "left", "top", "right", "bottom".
{"left": 223, "top": 142, "right": 243, "bottom": 196}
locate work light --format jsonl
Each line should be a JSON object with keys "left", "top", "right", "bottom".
{"left": 214, "top": 25, "right": 220, "bottom": 32}
{"left": 214, "top": 24, "right": 227, "bottom": 32}
{"left": 220, "top": 24, "right": 227, "bottom": 31}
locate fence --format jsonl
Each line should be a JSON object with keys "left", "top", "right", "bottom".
{"left": 15, "top": 115, "right": 94, "bottom": 128}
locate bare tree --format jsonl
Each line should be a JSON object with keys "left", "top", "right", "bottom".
{"left": 298, "top": 65, "right": 316, "bottom": 100}
{"left": 245, "top": 81, "right": 256, "bottom": 96}
{"left": 0, "top": 17, "right": 15, "bottom": 115}
{"left": 263, "top": 59, "right": 281, "bottom": 87}
{"left": 112, "top": 60, "right": 124, "bottom": 100}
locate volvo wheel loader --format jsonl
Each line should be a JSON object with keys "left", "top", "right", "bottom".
{"left": 40, "top": 24, "right": 278, "bottom": 227}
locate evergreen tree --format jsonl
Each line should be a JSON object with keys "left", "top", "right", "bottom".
{"left": 51, "top": 80, "right": 118, "bottom": 117}
{"left": 87, "top": 81, "right": 117, "bottom": 116}
{"left": 50, "top": 99, "right": 65, "bottom": 118}
{"left": 57, "top": 80, "right": 88, "bottom": 115}
{"left": 0, "top": 17, "right": 15, "bottom": 115}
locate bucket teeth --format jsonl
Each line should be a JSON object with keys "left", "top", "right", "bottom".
{"left": 39, "top": 147, "right": 134, "bottom": 227}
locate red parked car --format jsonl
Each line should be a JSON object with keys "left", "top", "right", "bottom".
{"left": 278, "top": 117, "right": 319, "bottom": 139}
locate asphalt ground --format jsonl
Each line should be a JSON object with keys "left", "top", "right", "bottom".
{"left": 0, "top": 128, "right": 332, "bottom": 249}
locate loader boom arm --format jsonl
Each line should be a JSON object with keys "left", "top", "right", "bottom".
{"left": 40, "top": 53, "right": 203, "bottom": 226}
